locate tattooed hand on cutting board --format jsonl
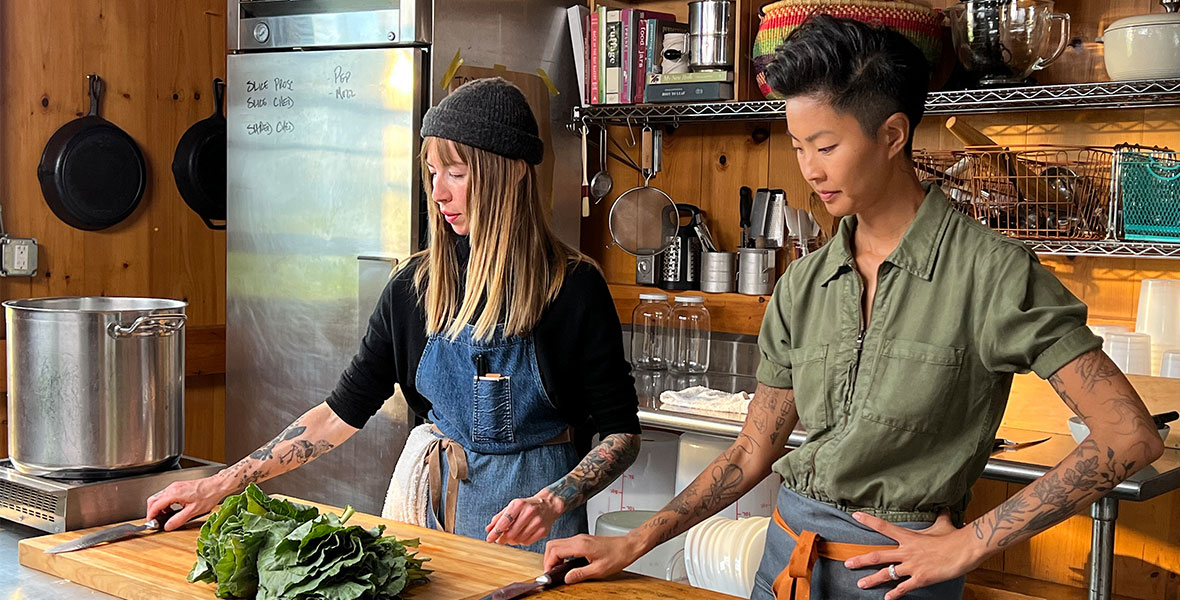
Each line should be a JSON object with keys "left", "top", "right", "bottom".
{"left": 146, "top": 401, "right": 358, "bottom": 531}
{"left": 484, "top": 433, "right": 640, "bottom": 546}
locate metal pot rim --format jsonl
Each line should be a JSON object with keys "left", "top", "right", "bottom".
{"left": 3, "top": 296, "right": 188, "bottom": 313}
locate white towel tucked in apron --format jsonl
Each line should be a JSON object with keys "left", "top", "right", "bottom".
{"left": 382, "top": 423, "right": 436, "bottom": 526}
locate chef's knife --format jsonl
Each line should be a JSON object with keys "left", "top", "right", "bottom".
{"left": 478, "top": 557, "right": 590, "bottom": 600}
{"left": 45, "top": 506, "right": 179, "bottom": 554}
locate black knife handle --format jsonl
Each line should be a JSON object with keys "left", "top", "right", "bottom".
{"left": 739, "top": 186, "right": 752, "bottom": 228}
{"left": 543, "top": 557, "right": 590, "bottom": 588}
{"left": 1153, "top": 411, "right": 1179, "bottom": 429}
{"left": 147, "top": 504, "right": 180, "bottom": 530}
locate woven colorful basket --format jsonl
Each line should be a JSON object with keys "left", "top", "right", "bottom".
{"left": 753, "top": 0, "right": 945, "bottom": 99}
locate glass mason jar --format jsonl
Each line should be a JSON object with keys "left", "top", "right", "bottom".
{"left": 631, "top": 292, "right": 671, "bottom": 370}
{"left": 670, "top": 295, "right": 711, "bottom": 373}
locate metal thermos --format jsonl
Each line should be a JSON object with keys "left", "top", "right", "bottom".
{"left": 738, "top": 248, "right": 777, "bottom": 295}
{"left": 700, "top": 251, "right": 736, "bottom": 293}
{"left": 688, "top": 0, "right": 735, "bottom": 71}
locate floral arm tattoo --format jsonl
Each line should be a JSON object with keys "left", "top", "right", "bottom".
{"left": 545, "top": 433, "right": 641, "bottom": 511}
{"left": 219, "top": 416, "right": 338, "bottom": 492}
{"left": 969, "top": 349, "right": 1163, "bottom": 550}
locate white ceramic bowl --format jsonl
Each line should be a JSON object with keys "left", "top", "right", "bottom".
{"left": 1104, "top": 13, "right": 1180, "bottom": 80}
{"left": 1068, "top": 416, "right": 1171, "bottom": 444}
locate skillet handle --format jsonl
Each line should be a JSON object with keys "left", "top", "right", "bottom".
{"left": 213, "top": 78, "right": 225, "bottom": 118}
{"left": 87, "top": 73, "right": 102, "bottom": 117}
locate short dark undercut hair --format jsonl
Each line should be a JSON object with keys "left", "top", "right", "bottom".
{"left": 766, "top": 14, "right": 930, "bottom": 154}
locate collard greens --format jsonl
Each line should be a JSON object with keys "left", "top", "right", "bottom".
{"left": 188, "top": 484, "right": 431, "bottom": 599}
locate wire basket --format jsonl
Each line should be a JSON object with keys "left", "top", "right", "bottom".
{"left": 1116, "top": 146, "right": 1180, "bottom": 243}
{"left": 965, "top": 145, "right": 1114, "bottom": 240}
{"left": 913, "top": 150, "right": 977, "bottom": 218}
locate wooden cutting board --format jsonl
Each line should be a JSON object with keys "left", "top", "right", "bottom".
{"left": 18, "top": 496, "right": 738, "bottom": 600}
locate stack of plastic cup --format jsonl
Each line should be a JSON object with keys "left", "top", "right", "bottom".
{"left": 1089, "top": 323, "right": 1131, "bottom": 349}
{"left": 1107, "top": 331, "right": 1153, "bottom": 376}
{"left": 1135, "top": 279, "right": 1180, "bottom": 376}
{"left": 1161, "top": 350, "right": 1180, "bottom": 379}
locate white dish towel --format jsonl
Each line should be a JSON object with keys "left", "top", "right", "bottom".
{"left": 659, "top": 385, "right": 753, "bottom": 415}
{"left": 381, "top": 422, "right": 436, "bottom": 526}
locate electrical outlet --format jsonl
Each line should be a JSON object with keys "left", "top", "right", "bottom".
{"left": 0, "top": 236, "right": 38, "bottom": 277}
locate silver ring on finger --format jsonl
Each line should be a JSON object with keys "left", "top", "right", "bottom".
{"left": 888, "top": 564, "right": 900, "bottom": 581}
{"left": 504, "top": 513, "right": 516, "bottom": 523}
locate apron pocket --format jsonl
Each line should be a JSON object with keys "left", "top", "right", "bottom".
{"left": 863, "top": 339, "right": 963, "bottom": 434}
{"left": 473, "top": 375, "right": 515, "bottom": 444}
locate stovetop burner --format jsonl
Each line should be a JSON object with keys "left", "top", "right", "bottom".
{"left": 0, "top": 457, "right": 193, "bottom": 484}
{"left": 0, "top": 455, "right": 223, "bottom": 533}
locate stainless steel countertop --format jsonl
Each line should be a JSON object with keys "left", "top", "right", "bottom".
{"left": 0, "top": 519, "right": 117, "bottom": 599}
{"left": 634, "top": 369, "right": 1180, "bottom": 503}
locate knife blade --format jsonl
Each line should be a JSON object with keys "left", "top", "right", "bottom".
{"left": 478, "top": 557, "right": 589, "bottom": 600}
{"left": 993, "top": 437, "right": 1050, "bottom": 452}
{"left": 45, "top": 505, "right": 178, "bottom": 554}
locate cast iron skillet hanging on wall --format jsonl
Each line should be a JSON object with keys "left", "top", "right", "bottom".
{"left": 37, "top": 74, "right": 147, "bottom": 231}
{"left": 172, "top": 78, "right": 226, "bottom": 230}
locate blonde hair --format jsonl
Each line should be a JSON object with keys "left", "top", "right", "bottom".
{"left": 413, "top": 137, "right": 590, "bottom": 340}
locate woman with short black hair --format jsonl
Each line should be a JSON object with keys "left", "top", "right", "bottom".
{"left": 545, "top": 15, "right": 1164, "bottom": 599}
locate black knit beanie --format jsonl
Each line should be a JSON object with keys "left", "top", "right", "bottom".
{"left": 421, "top": 77, "right": 544, "bottom": 165}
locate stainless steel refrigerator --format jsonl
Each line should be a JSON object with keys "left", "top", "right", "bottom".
{"left": 225, "top": 0, "right": 582, "bottom": 513}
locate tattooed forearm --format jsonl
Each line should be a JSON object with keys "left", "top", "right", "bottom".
{"left": 219, "top": 414, "right": 341, "bottom": 492}
{"left": 544, "top": 433, "right": 640, "bottom": 510}
{"left": 638, "top": 433, "right": 765, "bottom": 545}
{"left": 969, "top": 349, "right": 1163, "bottom": 554}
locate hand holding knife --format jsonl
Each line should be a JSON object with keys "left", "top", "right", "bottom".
{"left": 476, "top": 557, "right": 590, "bottom": 600}
{"left": 45, "top": 505, "right": 182, "bottom": 554}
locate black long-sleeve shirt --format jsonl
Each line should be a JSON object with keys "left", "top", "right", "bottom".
{"left": 326, "top": 240, "right": 640, "bottom": 447}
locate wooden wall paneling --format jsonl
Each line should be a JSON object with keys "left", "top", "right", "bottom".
{"left": 184, "top": 376, "right": 227, "bottom": 463}
{"left": 0, "top": 0, "right": 229, "bottom": 461}
{"left": 1140, "top": 108, "right": 1180, "bottom": 151}
{"left": 145, "top": 0, "right": 228, "bottom": 326}
{"left": 610, "top": 282, "right": 768, "bottom": 334}
{"left": 698, "top": 121, "right": 771, "bottom": 253}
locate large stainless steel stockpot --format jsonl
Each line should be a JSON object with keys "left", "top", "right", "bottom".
{"left": 4, "top": 297, "right": 187, "bottom": 479}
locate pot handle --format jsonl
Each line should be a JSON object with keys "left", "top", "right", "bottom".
{"left": 108, "top": 314, "right": 187, "bottom": 338}
{"left": 1033, "top": 12, "right": 1071, "bottom": 72}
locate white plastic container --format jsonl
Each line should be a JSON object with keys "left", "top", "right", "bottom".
{"left": 585, "top": 430, "right": 680, "bottom": 534}
{"left": 1107, "top": 331, "right": 1153, "bottom": 376}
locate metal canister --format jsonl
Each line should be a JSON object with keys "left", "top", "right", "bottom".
{"left": 700, "top": 251, "right": 736, "bottom": 293}
{"left": 688, "top": 0, "right": 735, "bottom": 71}
{"left": 738, "top": 248, "right": 777, "bottom": 295}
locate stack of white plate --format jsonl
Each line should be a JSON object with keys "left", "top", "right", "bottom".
{"left": 684, "top": 516, "right": 771, "bottom": 598}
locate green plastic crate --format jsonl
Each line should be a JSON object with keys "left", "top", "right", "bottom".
{"left": 1120, "top": 150, "right": 1180, "bottom": 243}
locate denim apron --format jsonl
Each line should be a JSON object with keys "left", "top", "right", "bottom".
{"left": 415, "top": 324, "right": 588, "bottom": 553}
{"left": 751, "top": 486, "right": 965, "bottom": 600}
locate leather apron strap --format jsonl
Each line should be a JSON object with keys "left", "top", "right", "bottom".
{"left": 422, "top": 425, "right": 571, "bottom": 534}
{"left": 770, "top": 507, "right": 899, "bottom": 600}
